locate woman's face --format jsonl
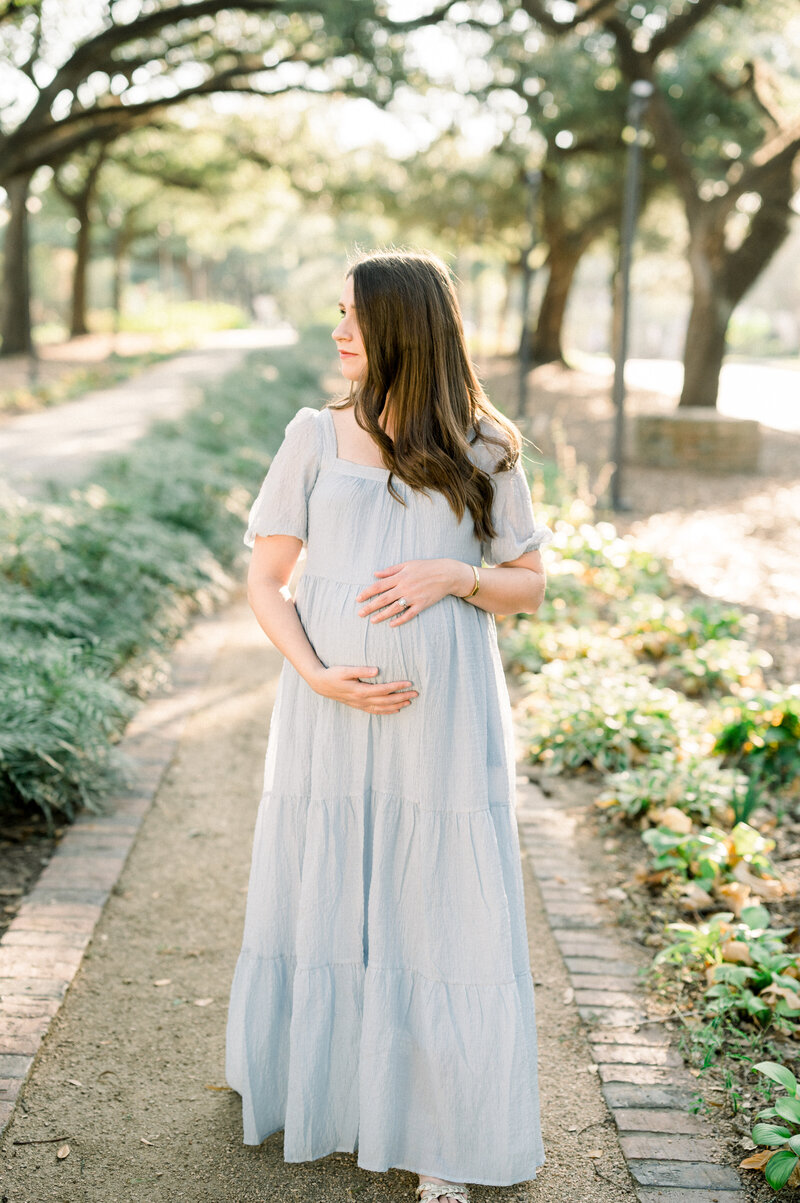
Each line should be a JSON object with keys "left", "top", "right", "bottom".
{"left": 332, "top": 274, "right": 367, "bottom": 383}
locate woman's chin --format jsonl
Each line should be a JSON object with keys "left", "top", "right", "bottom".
{"left": 340, "top": 364, "right": 364, "bottom": 382}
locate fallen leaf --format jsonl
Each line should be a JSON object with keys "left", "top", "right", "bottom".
{"left": 56, "top": 1144, "right": 70, "bottom": 1160}
{"left": 587, "top": 1148, "right": 603, "bottom": 1158}
{"left": 716, "top": 881, "right": 751, "bottom": 916}
{"left": 761, "top": 982, "right": 800, "bottom": 1010}
{"left": 635, "top": 867, "right": 672, "bottom": 887}
{"left": 193, "top": 998, "right": 214, "bottom": 1007}
{"left": 720, "top": 940, "right": 754, "bottom": 966}
{"left": 660, "top": 807, "right": 693, "bottom": 835}
{"left": 740, "top": 1149, "right": 774, "bottom": 1170}
{"left": 563, "top": 987, "right": 574, "bottom": 1005}
{"left": 732, "top": 863, "right": 784, "bottom": 899}
{"left": 678, "top": 882, "right": 715, "bottom": 911}
{"left": 67, "top": 1079, "right": 83, "bottom": 1087}
{"left": 204, "top": 1083, "right": 233, "bottom": 1092}
{"left": 153, "top": 979, "right": 171, "bottom": 987}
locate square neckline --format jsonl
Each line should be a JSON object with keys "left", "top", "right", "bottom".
{"left": 323, "top": 406, "right": 391, "bottom": 479}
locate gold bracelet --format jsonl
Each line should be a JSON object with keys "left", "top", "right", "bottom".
{"left": 463, "top": 564, "right": 480, "bottom": 599}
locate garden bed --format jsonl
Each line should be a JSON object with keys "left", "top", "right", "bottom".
{"left": 501, "top": 426, "right": 800, "bottom": 1196}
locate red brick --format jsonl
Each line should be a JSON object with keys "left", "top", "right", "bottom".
{"left": 0, "top": 1033, "right": 42, "bottom": 1056}
{"left": 0, "top": 947, "right": 83, "bottom": 978}
{"left": 2, "top": 930, "right": 91, "bottom": 950}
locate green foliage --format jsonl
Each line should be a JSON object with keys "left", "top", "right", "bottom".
{"left": 657, "top": 908, "right": 800, "bottom": 1035}
{"left": 656, "top": 638, "right": 772, "bottom": 697}
{"left": 0, "top": 638, "right": 136, "bottom": 826}
{"left": 610, "top": 593, "right": 757, "bottom": 657}
{"left": 0, "top": 328, "right": 332, "bottom": 826}
{"left": 596, "top": 751, "right": 749, "bottom": 825}
{"left": 713, "top": 690, "right": 800, "bottom": 792}
{"left": 643, "top": 822, "right": 776, "bottom": 888}
{"left": 750, "top": 1062, "right": 800, "bottom": 1190}
{"left": 117, "top": 300, "right": 247, "bottom": 336}
{"left": 520, "top": 659, "right": 702, "bottom": 774}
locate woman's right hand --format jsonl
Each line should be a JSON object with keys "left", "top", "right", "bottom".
{"left": 310, "top": 665, "right": 418, "bottom": 713}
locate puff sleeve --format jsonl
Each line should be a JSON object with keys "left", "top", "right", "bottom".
{"left": 244, "top": 406, "right": 321, "bottom": 548}
{"left": 481, "top": 455, "right": 554, "bottom": 567}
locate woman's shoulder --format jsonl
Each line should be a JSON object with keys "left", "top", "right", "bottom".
{"left": 468, "top": 414, "right": 519, "bottom": 473}
{"left": 285, "top": 404, "right": 323, "bottom": 433}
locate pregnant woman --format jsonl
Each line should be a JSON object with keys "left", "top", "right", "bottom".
{"left": 225, "top": 249, "right": 553, "bottom": 1203}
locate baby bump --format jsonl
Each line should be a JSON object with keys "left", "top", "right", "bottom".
{"left": 296, "top": 571, "right": 458, "bottom": 690}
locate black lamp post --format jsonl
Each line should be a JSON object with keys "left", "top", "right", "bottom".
{"left": 608, "top": 79, "right": 653, "bottom": 512}
{"left": 518, "top": 167, "right": 542, "bottom": 419}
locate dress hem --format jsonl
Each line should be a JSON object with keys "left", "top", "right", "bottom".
{"left": 239, "top": 1117, "right": 545, "bottom": 1187}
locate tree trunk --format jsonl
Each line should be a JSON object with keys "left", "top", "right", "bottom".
{"left": 528, "top": 244, "right": 583, "bottom": 364}
{"left": 0, "top": 174, "right": 33, "bottom": 356}
{"left": 69, "top": 198, "right": 91, "bottom": 337}
{"left": 679, "top": 285, "right": 731, "bottom": 408}
{"left": 679, "top": 235, "right": 732, "bottom": 408}
{"left": 496, "top": 259, "right": 515, "bottom": 355}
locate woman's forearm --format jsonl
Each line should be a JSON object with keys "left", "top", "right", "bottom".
{"left": 445, "top": 558, "right": 545, "bottom": 616}
{"left": 247, "top": 574, "right": 326, "bottom": 687}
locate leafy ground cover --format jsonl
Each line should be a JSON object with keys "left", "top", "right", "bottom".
{"left": 500, "top": 427, "right": 800, "bottom": 1195}
{"left": 0, "top": 326, "right": 332, "bottom": 831}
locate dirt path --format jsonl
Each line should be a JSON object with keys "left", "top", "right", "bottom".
{"left": 0, "top": 597, "right": 633, "bottom": 1203}
{"left": 0, "top": 329, "right": 294, "bottom": 498}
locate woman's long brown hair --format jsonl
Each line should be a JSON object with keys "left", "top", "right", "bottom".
{"left": 328, "top": 248, "right": 525, "bottom": 546}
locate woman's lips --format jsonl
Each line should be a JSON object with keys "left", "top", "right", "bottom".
{"left": 339, "top": 350, "right": 357, "bottom": 357}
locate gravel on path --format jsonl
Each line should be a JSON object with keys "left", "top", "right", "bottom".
{"left": 0, "top": 596, "right": 633, "bottom": 1203}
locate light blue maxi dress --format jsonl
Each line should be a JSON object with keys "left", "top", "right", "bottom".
{"left": 225, "top": 403, "right": 553, "bottom": 1186}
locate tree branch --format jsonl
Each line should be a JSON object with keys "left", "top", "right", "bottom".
{"left": 648, "top": 0, "right": 729, "bottom": 58}
{"left": 722, "top": 151, "right": 798, "bottom": 305}
{"left": 519, "top": 0, "right": 621, "bottom": 35}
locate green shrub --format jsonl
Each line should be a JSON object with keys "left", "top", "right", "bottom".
{"left": 520, "top": 660, "right": 705, "bottom": 774}
{"left": 0, "top": 328, "right": 334, "bottom": 826}
{"left": 596, "top": 751, "right": 750, "bottom": 825}
{"left": 656, "top": 638, "right": 772, "bottom": 697}
{"left": 713, "top": 690, "right": 800, "bottom": 793}
{"left": 0, "top": 638, "right": 136, "bottom": 825}
{"left": 656, "top": 908, "right": 800, "bottom": 1034}
{"left": 642, "top": 822, "right": 777, "bottom": 888}
{"left": 747, "top": 1061, "right": 800, "bottom": 1190}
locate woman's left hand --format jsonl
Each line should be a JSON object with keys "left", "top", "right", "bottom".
{"left": 356, "top": 558, "right": 465, "bottom": 626}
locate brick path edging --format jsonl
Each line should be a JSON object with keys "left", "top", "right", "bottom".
{"left": 0, "top": 611, "right": 229, "bottom": 1135}
{"left": 516, "top": 774, "right": 748, "bottom": 1203}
